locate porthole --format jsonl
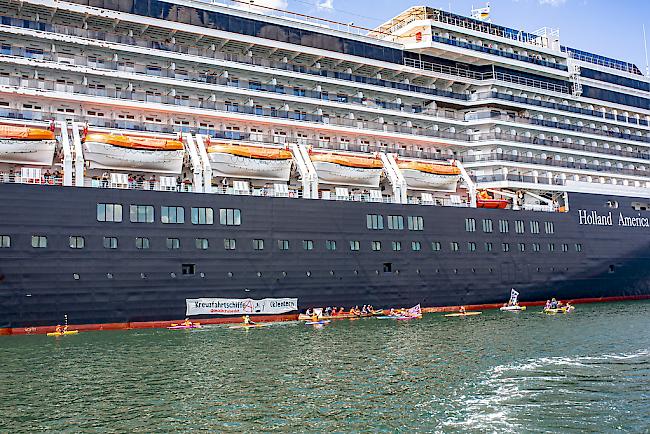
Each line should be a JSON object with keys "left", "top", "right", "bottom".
{"left": 170, "top": 272, "right": 176, "bottom": 278}
{"left": 73, "top": 273, "right": 80, "bottom": 280}
{"left": 106, "top": 273, "right": 113, "bottom": 279}
{"left": 306, "top": 271, "right": 311, "bottom": 277}
{"left": 227, "top": 272, "right": 233, "bottom": 278}
{"left": 200, "top": 272, "right": 205, "bottom": 278}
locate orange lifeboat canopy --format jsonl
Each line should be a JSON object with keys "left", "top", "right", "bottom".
{"left": 0, "top": 125, "right": 55, "bottom": 141}
{"left": 310, "top": 152, "right": 383, "bottom": 169}
{"left": 397, "top": 160, "right": 461, "bottom": 175}
{"left": 83, "top": 133, "right": 183, "bottom": 151}
{"left": 207, "top": 143, "right": 293, "bottom": 160}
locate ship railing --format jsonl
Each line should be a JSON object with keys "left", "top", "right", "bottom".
{"left": 0, "top": 173, "right": 64, "bottom": 186}
{"left": 83, "top": 178, "right": 194, "bottom": 192}
{"left": 407, "top": 195, "right": 469, "bottom": 207}
{"left": 209, "top": 186, "right": 304, "bottom": 199}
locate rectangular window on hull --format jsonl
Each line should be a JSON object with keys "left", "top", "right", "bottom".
{"left": 69, "top": 236, "right": 85, "bottom": 249}
{"left": 499, "top": 219, "right": 509, "bottom": 233}
{"left": 219, "top": 208, "right": 240, "bottom": 226}
{"left": 278, "top": 240, "right": 289, "bottom": 250}
{"left": 532, "top": 243, "right": 540, "bottom": 252}
{"left": 167, "top": 238, "right": 180, "bottom": 249}
{"left": 182, "top": 264, "right": 195, "bottom": 275}
{"left": 135, "top": 237, "right": 150, "bottom": 249}
{"left": 31, "top": 235, "right": 47, "bottom": 248}
{"left": 103, "top": 237, "right": 117, "bottom": 249}
{"left": 465, "top": 218, "right": 476, "bottom": 232}
{"left": 350, "top": 240, "right": 360, "bottom": 251}
{"left": 253, "top": 239, "right": 264, "bottom": 250}
{"left": 482, "top": 219, "right": 493, "bottom": 233}
{"left": 0, "top": 235, "right": 10, "bottom": 248}
{"left": 450, "top": 242, "right": 459, "bottom": 252}
{"left": 545, "top": 222, "right": 555, "bottom": 234}
{"left": 367, "top": 214, "right": 384, "bottom": 230}
{"left": 485, "top": 242, "right": 493, "bottom": 252}
{"left": 502, "top": 243, "right": 510, "bottom": 252}
{"left": 97, "top": 203, "right": 122, "bottom": 222}
{"left": 549, "top": 243, "right": 555, "bottom": 252}
{"left": 387, "top": 215, "right": 404, "bottom": 230}
{"left": 130, "top": 205, "right": 154, "bottom": 223}
{"left": 408, "top": 216, "right": 424, "bottom": 231}
{"left": 562, "top": 243, "right": 569, "bottom": 252}
{"left": 303, "top": 240, "right": 314, "bottom": 250}
{"left": 530, "top": 221, "right": 540, "bottom": 234}
{"left": 161, "top": 206, "right": 185, "bottom": 224}
{"left": 224, "top": 238, "right": 236, "bottom": 250}
{"left": 515, "top": 220, "right": 525, "bottom": 234}
{"left": 392, "top": 241, "right": 401, "bottom": 251}
{"left": 412, "top": 241, "right": 421, "bottom": 251}
{"left": 372, "top": 241, "right": 381, "bottom": 251}
{"left": 575, "top": 243, "right": 583, "bottom": 252}
{"left": 468, "top": 242, "right": 476, "bottom": 252}
{"left": 196, "top": 238, "right": 209, "bottom": 250}
{"left": 518, "top": 243, "right": 526, "bottom": 252}
{"left": 325, "top": 240, "right": 336, "bottom": 250}
{"left": 431, "top": 241, "right": 441, "bottom": 251}
{"left": 192, "top": 207, "right": 214, "bottom": 225}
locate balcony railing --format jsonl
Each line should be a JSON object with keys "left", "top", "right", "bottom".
{"left": 461, "top": 153, "right": 648, "bottom": 177}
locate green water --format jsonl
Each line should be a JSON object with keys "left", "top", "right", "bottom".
{"left": 1, "top": 301, "right": 649, "bottom": 433}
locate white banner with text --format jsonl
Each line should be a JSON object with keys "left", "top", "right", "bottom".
{"left": 186, "top": 298, "right": 298, "bottom": 316}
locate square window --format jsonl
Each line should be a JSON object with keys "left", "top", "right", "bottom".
{"left": 0, "top": 235, "right": 10, "bottom": 248}
{"left": 130, "top": 205, "right": 154, "bottom": 223}
{"left": 349, "top": 240, "right": 360, "bottom": 251}
{"left": 482, "top": 219, "right": 493, "bottom": 233}
{"left": 465, "top": 218, "right": 476, "bottom": 232}
{"left": 431, "top": 241, "right": 441, "bottom": 251}
{"left": 278, "top": 240, "right": 289, "bottom": 250}
{"left": 371, "top": 241, "right": 381, "bottom": 251}
{"left": 161, "top": 206, "right": 185, "bottom": 224}
{"left": 411, "top": 241, "right": 421, "bottom": 251}
{"left": 167, "top": 238, "right": 180, "bottom": 249}
{"left": 325, "top": 240, "right": 336, "bottom": 250}
{"left": 192, "top": 207, "right": 214, "bottom": 225}
{"left": 136, "top": 237, "right": 150, "bottom": 249}
{"left": 407, "top": 216, "right": 424, "bottom": 231}
{"left": 253, "top": 239, "right": 264, "bottom": 250}
{"left": 103, "top": 237, "right": 118, "bottom": 249}
{"left": 31, "top": 235, "right": 47, "bottom": 248}
{"left": 303, "top": 240, "right": 314, "bottom": 250}
{"left": 485, "top": 242, "right": 493, "bottom": 252}
{"left": 518, "top": 243, "right": 526, "bottom": 252}
{"left": 468, "top": 242, "right": 476, "bottom": 252}
{"left": 69, "top": 236, "right": 85, "bottom": 249}
{"left": 224, "top": 238, "right": 236, "bottom": 250}
{"left": 502, "top": 243, "right": 510, "bottom": 252}
{"left": 450, "top": 241, "right": 459, "bottom": 252}
{"left": 392, "top": 241, "right": 401, "bottom": 251}
{"left": 219, "top": 208, "right": 241, "bottom": 226}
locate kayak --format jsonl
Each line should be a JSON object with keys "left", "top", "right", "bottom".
{"left": 397, "top": 315, "right": 421, "bottom": 321}
{"left": 228, "top": 324, "right": 268, "bottom": 329}
{"left": 167, "top": 324, "right": 202, "bottom": 330}
{"left": 376, "top": 315, "right": 409, "bottom": 320}
{"left": 444, "top": 312, "right": 482, "bottom": 317}
{"left": 500, "top": 305, "right": 526, "bottom": 311}
{"left": 305, "top": 320, "right": 331, "bottom": 325}
{"left": 544, "top": 306, "right": 575, "bottom": 314}
{"left": 47, "top": 330, "right": 79, "bottom": 337}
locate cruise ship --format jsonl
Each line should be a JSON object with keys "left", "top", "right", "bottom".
{"left": 1, "top": 0, "right": 649, "bottom": 333}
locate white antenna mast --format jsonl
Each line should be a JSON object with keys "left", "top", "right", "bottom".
{"left": 643, "top": 24, "right": 650, "bottom": 77}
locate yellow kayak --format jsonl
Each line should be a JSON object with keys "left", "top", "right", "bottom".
{"left": 444, "top": 312, "right": 482, "bottom": 317}
{"left": 228, "top": 324, "right": 269, "bottom": 329}
{"left": 47, "top": 330, "right": 79, "bottom": 337}
{"left": 544, "top": 306, "right": 575, "bottom": 314}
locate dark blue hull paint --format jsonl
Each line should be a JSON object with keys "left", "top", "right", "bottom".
{"left": 1, "top": 184, "right": 649, "bottom": 328}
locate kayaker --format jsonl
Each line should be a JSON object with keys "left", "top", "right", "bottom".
{"left": 305, "top": 307, "right": 313, "bottom": 316}
{"left": 183, "top": 318, "right": 192, "bottom": 327}
{"left": 242, "top": 315, "right": 255, "bottom": 325}
{"left": 63, "top": 324, "right": 69, "bottom": 332}
{"left": 55, "top": 324, "right": 62, "bottom": 334}
{"left": 368, "top": 305, "right": 375, "bottom": 314}
{"left": 544, "top": 300, "right": 551, "bottom": 309}
{"left": 361, "top": 305, "right": 368, "bottom": 314}
{"left": 324, "top": 306, "right": 332, "bottom": 316}
{"left": 550, "top": 298, "right": 558, "bottom": 309}
{"left": 311, "top": 313, "right": 319, "bottom": 322}
{"left": 459, "top": 306, "right": 466, "bottom": 314}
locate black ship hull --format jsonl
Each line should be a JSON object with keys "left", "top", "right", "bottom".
{"left": 1, "top": 184, "right": 650, "bottom": 330}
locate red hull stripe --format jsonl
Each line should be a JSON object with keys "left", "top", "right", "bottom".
{"left": 2, "top": 295, "right": 649, "bottom": 336}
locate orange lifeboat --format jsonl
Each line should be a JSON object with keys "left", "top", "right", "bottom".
{"left": 310, "top": 152, "right": 383, "bottom": 169}
{"left": 476, "top": 190, "right": 509, "bottom": 209}
{"left": 397, "top": 160, "right": 461, "bottom": 175}
{"left": 0, "top": 125, "right": 54, "bottom": 141}
{"left": 83, "top": 133, "right": 183, "bottom": 151}
{"left": 207, "top": 143, "right": 292, "bottom": 160}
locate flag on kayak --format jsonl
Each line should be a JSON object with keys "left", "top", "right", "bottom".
{"left": 509, "top": 289, "right": 519, "bottom": 305}
{"left": 407, "top": 304, "right": 421, "bottom": 317}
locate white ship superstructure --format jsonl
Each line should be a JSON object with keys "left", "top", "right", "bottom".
{"left": 0, "top": 0, "right": 648, "bottom": 210}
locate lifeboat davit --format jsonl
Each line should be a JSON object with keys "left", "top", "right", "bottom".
{"left": 207, "top": 143, "right": 293, "bottom": 181}
{"left": 82, "top": 133, "right": 185, "bottom": 173}
{"left": 397, "top": 160, "right": 461, "bottom": 192}
{"left": 310, "top": 152, "right": 383, "bottom": 187}
{"left": 0, "top": 125, "right": 56, "bottom": 165}
{"left": 476, "top": 191, "right": 509, "bottom": 209}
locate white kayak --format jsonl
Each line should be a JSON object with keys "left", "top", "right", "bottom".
{"left": 499, "top": 305, "right": 526, "bottom": 312}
